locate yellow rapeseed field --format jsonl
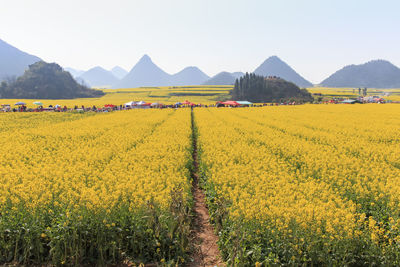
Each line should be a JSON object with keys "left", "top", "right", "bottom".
{"left": 0, "top": 109, "right": 193, "bottom": 265}
{"left": 1, "top": 104, "right": 400, "bottom": 266}
{"left": 195, "top": 104, "right": 400, "bottom": 265}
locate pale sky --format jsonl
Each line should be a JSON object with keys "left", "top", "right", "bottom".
{"left": 1, "top": 0, "right": 399, "bottom": 83}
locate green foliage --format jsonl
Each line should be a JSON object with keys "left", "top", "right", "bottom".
{"left": 231, "top": 73, "right": 313, "bottom": 103}
{"left": 0, "top": 61, "right": 105, "bottom": 99}
{"left": 0, "top": 190, "right": 191, "bottom": 266}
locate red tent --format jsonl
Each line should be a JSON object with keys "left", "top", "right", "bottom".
{"left": 221, "top": 101, "right": 239, "bottom": 106}
{"left": 104, "top": 104, "right": 115, "bottom": 108}
{"left": 182, "top": 100, "right": 195, "bottom": 105}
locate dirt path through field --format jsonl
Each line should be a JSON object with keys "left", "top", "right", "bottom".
{"left": 189, "top": 110, "right": 224, "bottom": 267}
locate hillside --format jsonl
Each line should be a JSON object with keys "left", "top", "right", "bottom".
{"left": 78, "top": 66, "right": 119, "bottom": 88}
{"left": 321, "top": 60, "right": 400, "bottom": 88}
{"left": 114, "top": 55, "right": 211, "bottom": 88}
{"left": 111, "top": 66, "right": 128, "bottom": 79}
{"left": 170, "top": 66, "right": 209, "bottom": 85}
{"left": 0, "top": 39, "right": 41, "bottom": 81}
{"left": 203, "top": 72, "right": 238, "bottom": 85}
{"left": 253, "top": 56, "right": 313, "bottom": 87}
{"left": 0, "top": 61, "right": 105, "bottom": 99}
{"left": 231, "top": 72, "right": 245, "bottom": 79}
{"left": 231, "top": 73, "right": 313, "bottom": 103}
{"left": 114, "top": 55, "right": 170, "bottom": 88}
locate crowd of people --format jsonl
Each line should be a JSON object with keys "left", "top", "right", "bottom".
{"left": 0, "top": 102, "right": 252, "bottom": 113}
{"left": 0, "top": 100, "right": 308, "bottom": 113}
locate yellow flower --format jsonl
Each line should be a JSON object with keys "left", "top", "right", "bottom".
{"left": 194, "top": 105, "right": 400, "bottom": 258}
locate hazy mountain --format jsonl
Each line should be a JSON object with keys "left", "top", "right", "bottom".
{"left": 203, "top": 72, "right": 237, "bottom": 85}
{"left": 170, "top": 66, "right": 209, "bottom": 85}
{"left": 114, "top": 55, "right": 170, "bottom": 88}
{"left": 64, "top": 67, "right": 85, "bottom": 78}
{"left": 0, "top": 38, "right": 41, "bottom": 81}
{"left": 231, "top": 72, "right": 245, "bottom": 79}
{"left": 253, "top": 56, "right": 313, "bottom": 87}
{"left": 111, "top": 66, "right": 128, "bottom": 79}
{"left": 74, "top": 77, "right": 90, "bottom": 87}
{"left": 321, "top": 60, "right": 400, "bottom": 88}
{"left": 0, "top": 61, "right": 104, "bottom": 99}
{"left": 78, "top": 66, "right": 119, "bottom": 88}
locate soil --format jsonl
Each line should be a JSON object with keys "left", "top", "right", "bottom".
{"left": 189, "top": 177, "right": 225, "bottom": 267}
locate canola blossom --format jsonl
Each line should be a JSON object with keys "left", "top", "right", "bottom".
{"left": 194, "top": 105, "right": 400, "bottom": 265}
{"left": 1, "top": 104, "right": 400, "bottom": 266}
{"left": 0, "top": 109, "right": 192, "bottom": 265}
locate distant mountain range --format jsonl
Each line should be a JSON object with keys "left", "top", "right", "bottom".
{"left": 202, "top": 55, "right": 315, "bottom": 87}
{"left": 109, "top": 57, "right": 400, "bottom": 88}
{"left": 114, "top": 55, "right": 210, "bottom": 88}
{"left": 65, "top": 56, "right": 314, "bottom": 88}
{"left": 0, "top": 39, "right": 41, "bottom": 81}
{"left": 59, "top": 58, "right": 400, "bottom": 89}
{"left": 320, "top": 60, "right": 400, "bottom": 88}
{"left": 3, "top": 38, "right": 400, "bottom": 89}
{"left": 202, "top": 56, "right": 314, "bottom": 87}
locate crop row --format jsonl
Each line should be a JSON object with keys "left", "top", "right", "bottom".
{"left": 194, "top": 105, "right": 400, "bottom": 265}
{"left": 0, "top": 109, "right": 192, "bottom": 265}
{"left": 2, "top": 105, "right": 400, "bottom": 266}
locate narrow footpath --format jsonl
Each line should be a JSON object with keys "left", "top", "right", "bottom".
{"left": 189, "top": 110, "right": 224, "bottom": 267}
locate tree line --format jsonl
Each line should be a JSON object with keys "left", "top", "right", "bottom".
{"left": 231, "top": 73, "right": 313, "bottom": 103}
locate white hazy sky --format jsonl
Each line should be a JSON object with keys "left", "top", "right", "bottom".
{"left": 1, "top": 0, "right": 399, "bottom": 83}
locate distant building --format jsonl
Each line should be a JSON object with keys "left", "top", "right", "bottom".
{"left": 265, "top": 76, "right": 280, "bottom": 80}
